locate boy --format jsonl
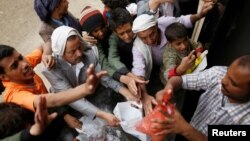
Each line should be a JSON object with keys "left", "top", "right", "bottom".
{"left": 163, "top": 22, "right": 203, "bottom": 84}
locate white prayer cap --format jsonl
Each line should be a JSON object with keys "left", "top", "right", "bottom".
{"left": 51, "top": 26, "right": 82, "bottom": 56}
{"left": 132, "top": 14, "right": 157, "bottom": 33}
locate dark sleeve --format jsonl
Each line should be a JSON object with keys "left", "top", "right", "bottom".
{"left": 112, "top": 67, "right": 130, "bottom": 81}
{"left": 21, "top": 128, "right": 42, "bottom": 141}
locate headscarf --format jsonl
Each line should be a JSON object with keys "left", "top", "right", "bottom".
{"left": 34, "top": 0, "right": 60, "bottom": 22}
{"left": 132, "top": 14, "right": 157, "bottom": 33}
{"left": 51, "top": 26, "right": 83, "bottom": 56}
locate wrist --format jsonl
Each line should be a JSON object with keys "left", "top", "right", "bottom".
{"left": 176, "top": 65, "right": 184, "bottom": 75}
{"left": 181, "top": 124, "right": 196, "bottom": 138}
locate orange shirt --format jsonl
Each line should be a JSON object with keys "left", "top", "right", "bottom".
{"left": 3, "top": 49, "right": 47, "bottom": 111}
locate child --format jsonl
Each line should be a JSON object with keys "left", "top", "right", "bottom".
{"left": 162, "top": 22, "right": 203, "bottom": 84}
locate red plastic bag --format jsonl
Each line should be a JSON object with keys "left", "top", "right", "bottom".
{"left": 135, "top": 89, "right": 174, "bottom": 141}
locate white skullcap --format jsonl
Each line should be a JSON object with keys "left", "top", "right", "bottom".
{"left": 132, "top": 14, "right": 157, "bottom": 33}
{"left": 51, "top": 26, "right": 82, "bottom": 56}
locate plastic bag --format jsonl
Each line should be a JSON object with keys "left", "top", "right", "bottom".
{"left": 76, "top": 116, "right": 106, "bottom": 141}
{"left": 135, "top": 89, "right": 174, "bottom": 141}
{"left": 185, "top": 50, "right": 208, "bottom": 74}
{"left": 113, "top": 101, "right": 149, "bottom": 141}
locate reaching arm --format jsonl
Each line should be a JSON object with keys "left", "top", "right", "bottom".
{"left": 190, "top": 1, "right": 214, "bottom": 23}
{"left": 34, "top": 64, "right": 107, "bottom": 109}
{"left": 156, "top": 76, "right": 183, "bottom": 102}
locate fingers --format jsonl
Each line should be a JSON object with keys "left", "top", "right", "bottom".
{"left": 75, "top": 122, "right": 82, "bottom": 129}
{"left": 48, "top": 112, "right": 58, "bottom": 124}
{"left": 151, "top": 97, "right": 158, "bottom": 105}
{"left": 46, "top": 56, "right": 55, "bottom": 69}
{"left": 188, "top": 50, "right": 196, "bottom": 58}
{"left": 86, "top": 64, "right": 95, "bottom": 77}
{"left": 129, "top": 81, "right": 138, "bottom": 95}
{"left": 135, "top": 78, "right": 149, "bottom": 84}
{"left": 96, "top": 70, "right": 108, "bottom": 79}
{"left": 144, "top": 104, "right": 153, "bottom": 115}
{"left": 202, "top": 1, "right": 214, "bottom": 14}
{"left": 82, "top": 32, "right": 97, "bottom": 45}
{"left": 155, "top": 129, "right": 171, "bottom": 136}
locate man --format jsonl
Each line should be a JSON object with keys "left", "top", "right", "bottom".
{"left": 0, "top": 44, "right": 104, "bottom": 140}
{"left": 153, "top": 54, "right": 250, "bottom": 141}
{"left": 131, "top": 1, "right": 214, "bottom": 114}
{"left": 0, "top": 44, "right": 103, "bottom": 112}
{"left": 108, "top": 8, "right": 148, "bottom": 95}
{"left": 42, "top": 26, "right": 137, "bottom": 140}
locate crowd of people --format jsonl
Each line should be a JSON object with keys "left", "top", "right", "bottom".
{"left": 0, "top": 0, "right": 249, "bottom": 141}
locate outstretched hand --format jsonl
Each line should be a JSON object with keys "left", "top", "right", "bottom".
{"left": 127, "top": 77, "right": 149, "bottom": 96}
{"left": 85, "top": 64, "right": 107, "bottom": 94}
{"left": 30, "top": 95, "right": 58, "bottom": 136}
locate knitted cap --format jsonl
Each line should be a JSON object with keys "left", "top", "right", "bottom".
{"left": 79, "top": 6, "right": 105, "bottom": 33}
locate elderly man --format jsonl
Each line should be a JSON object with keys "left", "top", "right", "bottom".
{"left": 42, "top": 26, "right": 137, "bottom": 140}
{"left": 132, "top": 1, "right": 214, "bottom": 114}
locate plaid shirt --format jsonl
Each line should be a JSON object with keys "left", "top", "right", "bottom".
{"left": 182, "top": 66, "right": 250, "bottom": 135}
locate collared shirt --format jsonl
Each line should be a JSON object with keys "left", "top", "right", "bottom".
{"left": 66, "top": 62, "right": 84, "bottom": 85}
{"left": 182, "top": 66, "right": 250, "bottom": 136}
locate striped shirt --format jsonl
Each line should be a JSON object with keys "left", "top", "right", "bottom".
{"left": 182, "top": 66, "right": 250, "bottom": 135}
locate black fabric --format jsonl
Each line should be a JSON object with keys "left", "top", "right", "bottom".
{"left": 0, "top": 81, "right": 4, "bottom": 93}
{"left": 21, "top": 116, "right": 67, "bottom": 141}
{"left": 113, "top": 67, "right": 130, "bottom": 81}
{"left": 116, "top": 37, "right": 134, "bottom": 70}
{"left": 99, "top": 30, "right": 112, "bottom": 57}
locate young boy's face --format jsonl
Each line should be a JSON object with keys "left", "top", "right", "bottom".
{"left": 170, "top": 37, "right": 189, "bottom": 53}
{"left": 0, "top": 50, "right": 34, "bottom": 83}
{"left": 115, "top": 23, "right": 134, "bottom": 43}
{"left": 91, "top": 25, "right": 107, "bottom": 40}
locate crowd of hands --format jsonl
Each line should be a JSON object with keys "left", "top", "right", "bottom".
{"left": 37, "top": 54, "right": 192, "bottom": 139}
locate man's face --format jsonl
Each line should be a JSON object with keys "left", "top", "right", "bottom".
{"left": 170, "top": 37, "right": 189, "bottom": 53}
{"left": 55, "top": 0, "right": 69, "bottom": 16}
{"left": 91, "top": 25, "right": 107, "bottom": 40}
{"left": 137, "top": 26, "right": 158, "bottom": 46}
{"left": 221, "top": 61, "right": 250, "bottom": 103}
{"left": 0, "top": 50, "right": 34, "bottom": 83}
{"left": 63, "top": 36, "right": 83, "bottom": 65}
{"left": 115, "top": 23, "right": 134, "bottom": 43}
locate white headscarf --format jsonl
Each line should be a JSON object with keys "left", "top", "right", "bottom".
{"left": 132, "top": 14, "right": 157, "bottom": 33}
{"left": 51, "top": 26, "right": 83, "bottom": 56}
